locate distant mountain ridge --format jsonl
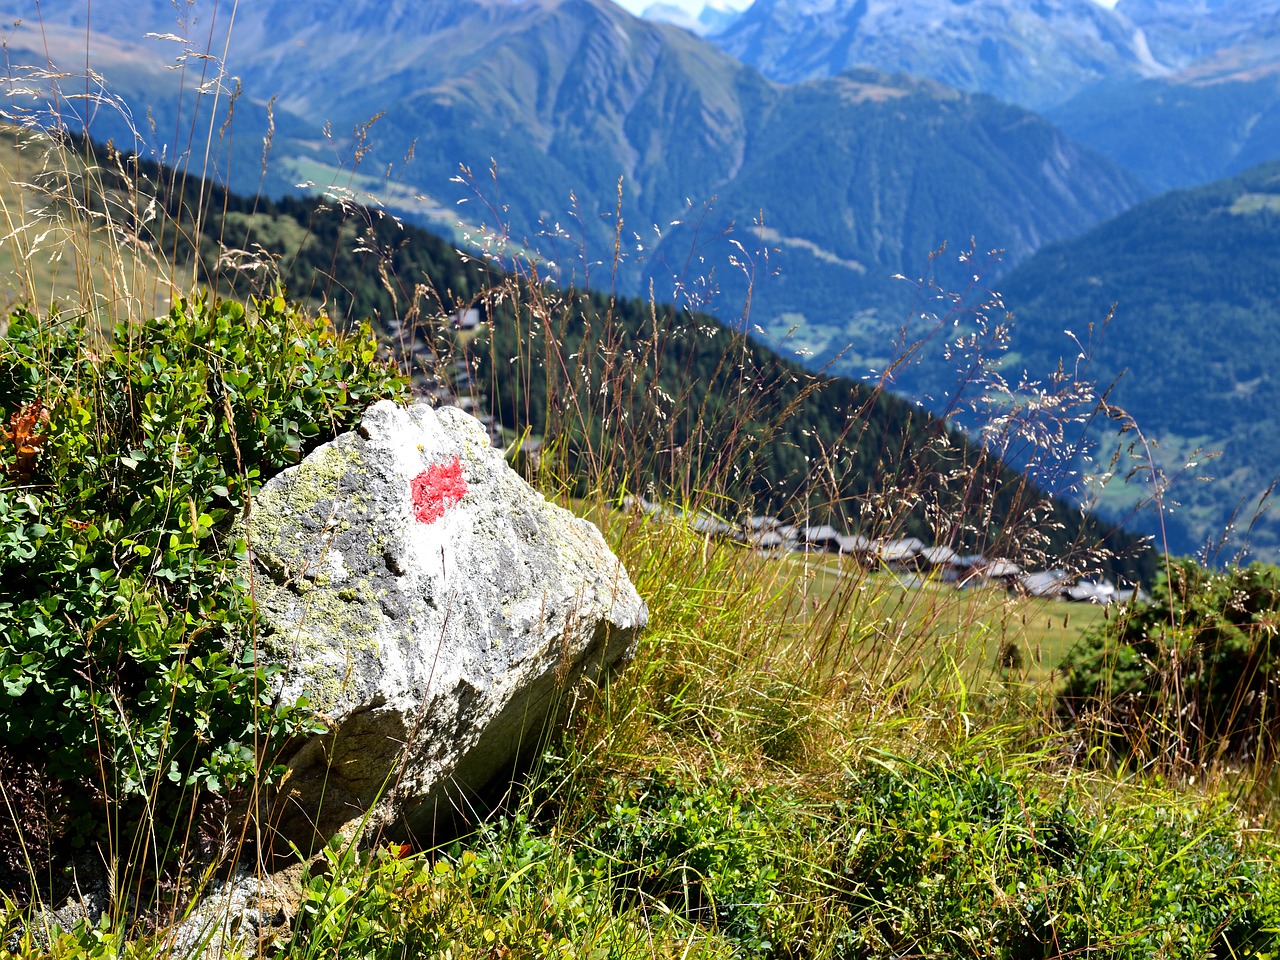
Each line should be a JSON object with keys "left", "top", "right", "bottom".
{"left": 708, "top": 0, "right": 1170, "bottom": 109}
{"left": 706, "top": 0, "right": 1280, "bottom": 110}
{"left": 1115, "top": 0, "right": 1280, "bottom": 67}
{"left": 6, "top": 0, "right": 1144, "bottom": 345}
{"left": 996, "top": 160, "right": 1280, "bottom": 561}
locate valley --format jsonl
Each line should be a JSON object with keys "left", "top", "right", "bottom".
{"left": 5, "top": 4, "right": 1280, "bottom": 955}
{"left": 3, "top": 0, "right": 1278, "bottom": 560}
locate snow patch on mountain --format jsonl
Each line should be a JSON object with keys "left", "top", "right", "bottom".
{"left": 632, "top": 1, "right": 746, "bottom": 35}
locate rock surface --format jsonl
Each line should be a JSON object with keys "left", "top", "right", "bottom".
{"left": 241, "top": 401, "right": 646, "bottom": 850}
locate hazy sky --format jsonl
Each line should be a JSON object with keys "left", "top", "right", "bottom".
{"left": 612, "top": 0, "right": 754, "bottom": 16}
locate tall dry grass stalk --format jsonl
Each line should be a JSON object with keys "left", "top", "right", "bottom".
{"left": 8, "top": 7, "right": 1274, "bottom": 958}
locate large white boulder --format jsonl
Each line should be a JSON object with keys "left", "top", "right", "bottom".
{"left": 241, "top": 400, "right": 646, "bottom": 850}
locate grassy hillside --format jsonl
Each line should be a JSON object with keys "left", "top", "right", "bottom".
{"left": 998, "top": 159, "right": 1280, "bottom": 561}
{"left": 3, "top": 127, "right": 1280, "bottom": 960}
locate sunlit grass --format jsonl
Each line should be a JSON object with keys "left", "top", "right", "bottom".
{"left": 0, "top": 128, "right": 174, "bottom": 324}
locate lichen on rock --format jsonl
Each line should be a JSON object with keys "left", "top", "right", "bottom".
{"left": 239, "top": 401, "right": 647, "bottom": 853}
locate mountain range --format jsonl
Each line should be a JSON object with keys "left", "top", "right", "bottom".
{"left": 5, "top": 0, "right": 1280, "bottom": 560}
{"left": 709, "top": 0, "right": 1167, "bottom": 110}
{"left": 704, "top": 0, "right": 1280, "bottom": 190}
{"left": 5, "top": 0, "right": 1142, "bottom": 324}
{"left": 706, "top": 0, "right": 1280, "bottom": 108}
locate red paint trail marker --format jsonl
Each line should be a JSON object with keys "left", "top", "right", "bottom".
{"left": 410, "top": 457, "right": 467, "bottom": 524}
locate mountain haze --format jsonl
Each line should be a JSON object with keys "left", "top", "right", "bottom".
{"left": 676, "top": 67, "right": 1143, "bottom": 373}
{"left": 10, "top": 0, "right": 1145, "bottom": 343}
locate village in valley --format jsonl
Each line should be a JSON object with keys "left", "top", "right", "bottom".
{"left": 402, "top": 307, "right": 1142, "bottom": 609}
{"left": 621, "top": 494, "right": 1143, "bottom": 605}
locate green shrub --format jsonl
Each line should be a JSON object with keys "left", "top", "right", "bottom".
{"left": 835, "top": 760, "right": 1083, "bottom": 955}
{"left": 1059, "top": 559, "right": 1280, "bottom": 764}
{"left": 0, "top": 294, "right": 406, "bottom": 891}
{"left": 580, "top": 771, "right": 801, "bottom": 956}
{"left": 289, "top": 820, "right": 688, "bottom": 960}
{"left": 290, "top": 840, "right": 463, "bottom": 960}
{"left": 834, "top": 758, "right": 1280, "bottom": 958}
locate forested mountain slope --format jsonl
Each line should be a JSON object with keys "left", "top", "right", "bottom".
{"left": 998, "top": 160, "right": 1280, "bottom": 561}
{"left": 52, "top": 129, "right": 1154, "bottom": 583}
{"left": 5, "top": 0, "right": 1143, "bottom": 352}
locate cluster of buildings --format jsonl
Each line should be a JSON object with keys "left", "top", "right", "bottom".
{"left": 624, "top": 495, "right": 1142, "bottom": 605}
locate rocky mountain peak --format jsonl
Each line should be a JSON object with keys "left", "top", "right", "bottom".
{"left": 709, "top": 0, "right": 1171, "bottom": 108}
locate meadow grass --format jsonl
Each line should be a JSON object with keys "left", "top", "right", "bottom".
{"left": 759, "top": 549, "right": 1106, "bottom": 686}
{"left": 0, "top": 131, "right": 174, "bottom": 323}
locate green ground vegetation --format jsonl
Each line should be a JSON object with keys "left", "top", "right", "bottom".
{"left": 1, "top": 128, "right": 1278, "bottom": 959}
{"left": 8, "top": 521, "right": 1279, "bottom": 959}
